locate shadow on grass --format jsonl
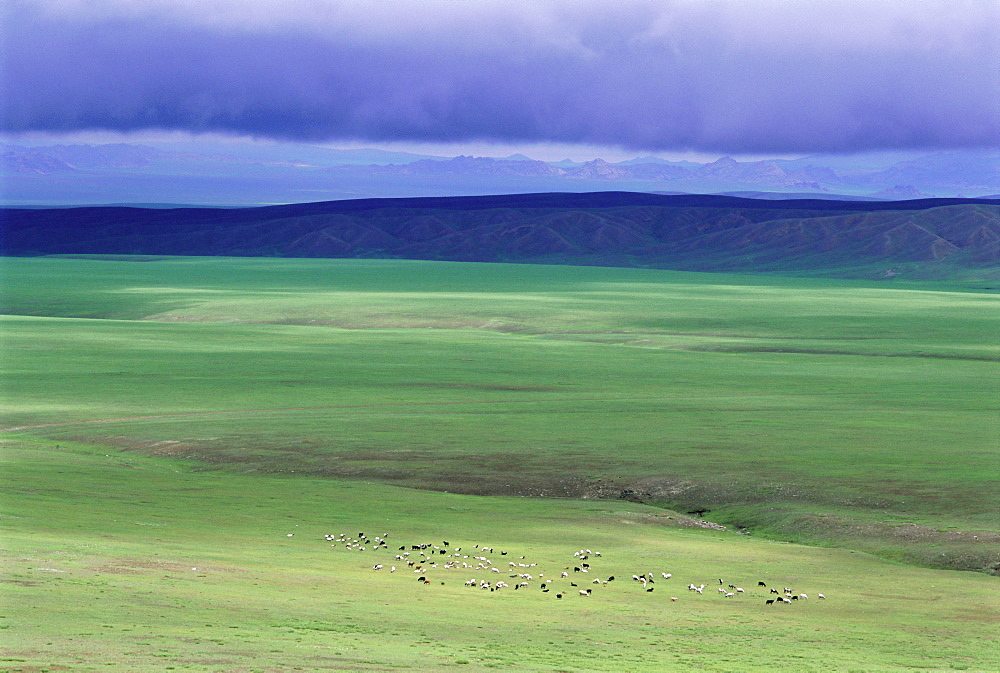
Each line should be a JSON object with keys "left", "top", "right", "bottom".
{"left": 100, "top": 432, "right": 1000, "bottom": 576}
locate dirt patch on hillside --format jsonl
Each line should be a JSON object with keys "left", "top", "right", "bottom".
{"left": 399, "top": 382, "right": 563, "bottom": 392}
{"left": 89, "top": 559, "right": 249, "bottom": 575}
{"left": 953, "top": 609, "right": 1000, "bottom": 623}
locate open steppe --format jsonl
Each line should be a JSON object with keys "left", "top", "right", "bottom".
{"left": 2, "top": 255, "right": 998, "bottom": 671}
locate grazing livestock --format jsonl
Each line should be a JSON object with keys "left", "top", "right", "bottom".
{"left": 330, "top": 532, "right": 829, "bottom": 616}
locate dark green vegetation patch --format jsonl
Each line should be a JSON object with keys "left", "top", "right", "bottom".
{"left": 3, "top": 192, "right": 998, "bottom": 281}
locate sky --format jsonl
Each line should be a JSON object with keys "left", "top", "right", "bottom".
{"left": 2, "top": 0, "right": 998, "bottom": 161}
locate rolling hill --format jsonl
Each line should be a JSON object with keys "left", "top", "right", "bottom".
{"left": 2, "top": 192, "right": 998, "bottom": 278}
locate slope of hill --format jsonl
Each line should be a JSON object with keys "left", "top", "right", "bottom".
{"left": 2, "top": 192, "right": 998, "bottom": 279}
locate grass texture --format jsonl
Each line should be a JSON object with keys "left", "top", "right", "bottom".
{"left": 1, "top": 255, "right": 998, "bottom": 671}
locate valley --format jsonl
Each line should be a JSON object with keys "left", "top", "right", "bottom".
{"left": 2, "top": 255, "right": 997, "bottom": 671}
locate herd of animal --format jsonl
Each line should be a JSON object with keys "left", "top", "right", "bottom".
{"left": 317, "top": 531, "right": 827, "bottom": 605}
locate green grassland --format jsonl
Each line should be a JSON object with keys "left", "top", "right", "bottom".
{"left": 3, "top": 437, "right": 999, "bottom": 672}
{"left": 2, "top": 255, "right": 998, "bottom": 671}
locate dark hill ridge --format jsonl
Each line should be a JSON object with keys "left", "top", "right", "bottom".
{"left": 2, "top": 192, "right": 998, "bottom": 275}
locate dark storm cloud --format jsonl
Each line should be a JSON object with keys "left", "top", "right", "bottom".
{"left": 3, "top": 0, "right": 997, "bottom": 153}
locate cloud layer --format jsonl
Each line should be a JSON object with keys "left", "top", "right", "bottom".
{"left": 3, "top": 0, "right": 998, "bottom": 153}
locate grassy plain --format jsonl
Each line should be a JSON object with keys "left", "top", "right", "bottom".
{"left": 3, "top": 436, "right": 999, "bottom": 672}
{"left": 1, "top": 255, "right": 998, "bottom": 671}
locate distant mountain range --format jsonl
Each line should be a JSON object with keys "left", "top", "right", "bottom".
{"left": 2, "top": 142, "right": 997, "bottom": 206}
{"left": 3, "top": 193, "right": 997, "bottom": 281}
